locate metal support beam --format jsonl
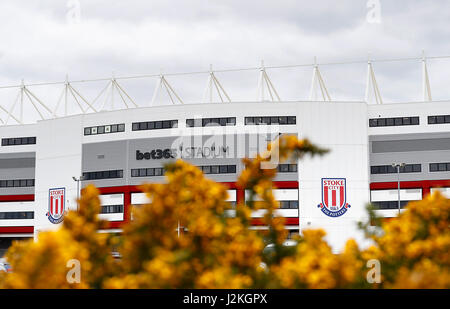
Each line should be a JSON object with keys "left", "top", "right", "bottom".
{"left": 202, "top": 64, "right": 231, "bottom": 103}
{"left": 257, "top": 60, "right": 280, "bottom": 102}
{"left": 309, "top": 57, "right": 331, "bottom": 101}
{"left": 365, "top": 60, "right": 383, "bottom": 104}
{"left": 151, "top": 73, "right": 184, "bottom": 106}
{"left": 422, "top": 51, "right": 432, "bottom": 102}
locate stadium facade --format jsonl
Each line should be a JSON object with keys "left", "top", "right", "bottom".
{"left": 1, "top": 98, "right": 449, "bottom": 253}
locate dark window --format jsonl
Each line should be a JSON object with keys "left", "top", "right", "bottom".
{"left": 386, "top": 118, "right": 394, "bottom": 126}
{"left": 289, "top": 164, "right": 298, "bottom": 172}
{"left": 186, "top": 119, "right": 194, "bottom": 127}
{"left": 1, "top": 136, "right": 36, "bottom": 146}
{"left": 245, "top": 116, "right": 296, "bottom": 126}
{"left": 0, "top": 179, "right": 35, "bottom": 188}
{"left": 279, "top": 164, "right": 289, "bottom": 172}
{"left": 228, "top": 165, "right": 236, "bottom": 173}
{"left": 84, "top": 124, "right": 124, "bottom": 135}
{"left": 139, "top": 122, "right": 148, "bottom": 130}
{"left": 411, "top": 117, "right": 419, "bottom": 125}
{"left": 279, "top": 200, "right": 299, "bottom": 209}
{"left": 202, "top": 166, "right": 211, "bottom": 174}
{"left": 0, "top": 211, "right": 34, "bottom": 220}
{"left": 372, "top": 200, "right": 409, "bottom": 210}
{"left": 131, "top": 169, "right": 139, "bottom": 177}
{"left": 83, "top": 170, "right": 123, "bottom": 181}
{"left": 369, "top": 116, "right": 420, "bottom": 127}
{"left": 429, "top": 162, "right": 450, "bottom": 172}
{"left": 100, "top": 205, "right": 124, "bottom": 214}
{"left": 371, "top": 164, "right": 421, "bottom": 174}
{"left": 219, "top": 118, "right": 228, "bottom": 126}
{"left": 428, "top": 114, "right": 450, "bottom": 125}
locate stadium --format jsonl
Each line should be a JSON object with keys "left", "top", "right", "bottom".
{"left": 0, "top": 59, "right": 449, "bottom": 255}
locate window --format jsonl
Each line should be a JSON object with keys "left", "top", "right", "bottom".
{"left": 370, "top": 164, "right": 421, "bottom": 174}
{"left": 100, "top": 205, "right": 124, "bottom": 214}
{"left": 371, "top": 201, "right": 409, "bottom": 210}
{"left": 245, "top": 116, "right": 296, "bottom": 125}
{"left": 0, "top": 179, "right": 35, "bottom": 188}
{"left": 429, "top": 162, "right": 450, "bottom": 172}
{"left": 82, "top": 170, "right": 124, "bottom": 181}
{"left": 84, "top": 123, "right": 125, "bottom": 136}
{"left": 428, "top": 114, "right": 450, "bottom": 125}
{"left": 369, "top": 116, "right": 419, "bottom": 127}
{"left": 132, "top": 120, "right": 178, "bottom": 131}
{"left": 277, "top": 164, "right": 298, "bottom": 173}
{"left": 279, "top": 200, "right": 299, "bottom": 209}
{"left": 0, "top": 211, "right": 34, "bottom": 220}
{"left": 198, "top": 165, "right": 237, "bottom": 175}
{"left": 1, "top": 137, "right": 36, "bottom": 146}
{"left": 131, "top": 167, "right": 165, "bottom": 177}
{"left": 186, "top": 117, "right": 236, "bottom": 127}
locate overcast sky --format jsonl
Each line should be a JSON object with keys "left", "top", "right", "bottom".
{"left": 1, "top": 1, "right": 450, "bottom": 123}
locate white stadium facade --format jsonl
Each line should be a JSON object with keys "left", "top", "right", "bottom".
{"left": 0, "top": 58, "right": 449, "bottom": 254}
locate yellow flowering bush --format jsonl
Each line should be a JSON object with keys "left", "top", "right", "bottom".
{"left": 0, "top": 185, "right": 116, "bottom": 288}
{"left": 0, "top": 135, "right": 448, "bottom": 289}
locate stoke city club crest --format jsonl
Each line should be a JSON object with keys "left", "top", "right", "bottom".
{"left": 317, "top": 178, "right": 351, "bottom": 217}
{"left": 47, "top": 188, "right": 66, "bottom": 224}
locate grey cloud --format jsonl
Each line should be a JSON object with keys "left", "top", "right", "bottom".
{"left": 1, "top": 0, "right": 450, "bottom": 123}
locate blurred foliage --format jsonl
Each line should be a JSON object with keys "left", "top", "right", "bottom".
{"left": 0, "top": 135, "right": 448, "bottom": 289}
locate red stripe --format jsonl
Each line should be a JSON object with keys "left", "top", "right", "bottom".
{"left": 324, "top": 186, "right": 328, "bottom": 206}
{"left": 370, "top": 179, "right": 450, "bottom": 198}
{"left": 93, "top": 182, "right": 299, "bottom": 230}
{"left": 340, "top": 186, "right": 344, "bottom": 207}
{"left": 0, "top": 195, "right": 35, "bottom": 203}
{"left": 0, "top": 226, "right": 34, "bottom": 234}
{"left": 331, "top": 189, "right": 336, "bottom": 206}
{"left": 251, "top": 217, "right": 299, "bottom": 226}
